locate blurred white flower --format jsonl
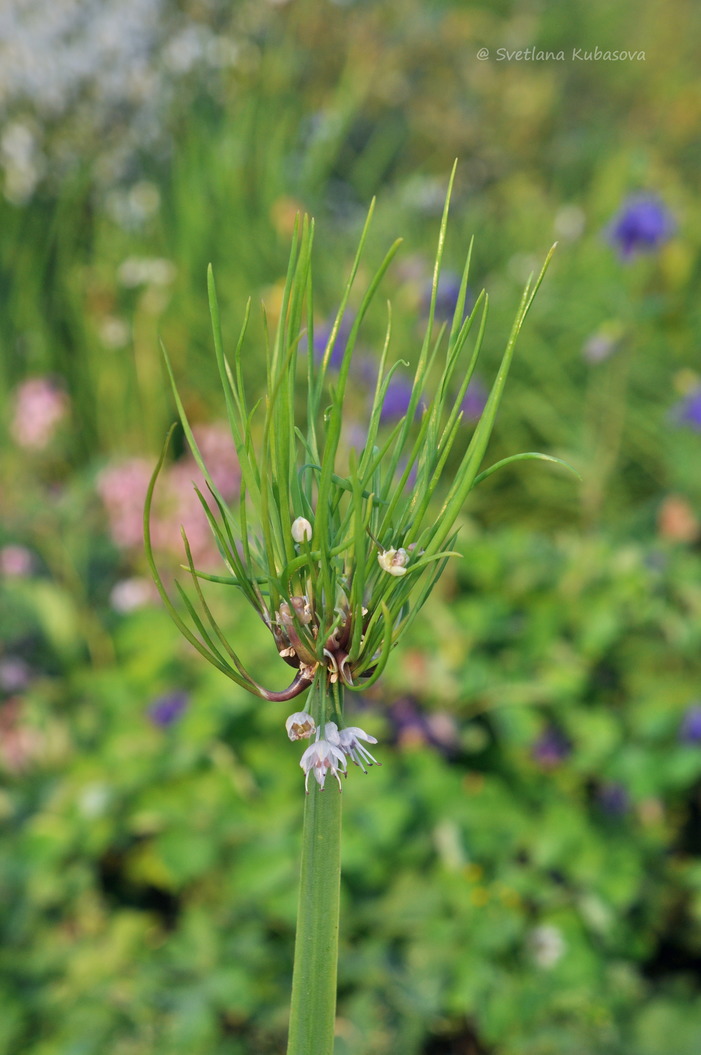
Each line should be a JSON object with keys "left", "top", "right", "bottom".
{"left": 528, "top": 924, "right": 566, "bottom": 969}
{"left": 0, "top": 121, "right": 44, "bottom": 203}
{"left": 554, "top": 204, "right": 586, "bottom": 241}
{"left": 109, "top": 577, "right": 155, "bottom": 613}
{"left": 0, "top": 0, "right": 243, "bottom": 201}
{"left": 117, "top": 256, "right": 176, "bottom": 288}
{"left": 97, "top": 315, "right": 131, "bottom": 349}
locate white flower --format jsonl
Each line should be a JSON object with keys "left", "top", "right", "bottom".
{"left": 325, "top": 722, "right": 381, "bottom": 773}
{"left": 377, "top": 547, "right": 408, "bottom": 576}
{"left": 291, "top": 516, "right": 313, "bottom": 543}
{"left": 300, "top": 738, "right": 347, "bottom": 792}
{"left": 286, "top": 711, "right": 316, "bottom": 741}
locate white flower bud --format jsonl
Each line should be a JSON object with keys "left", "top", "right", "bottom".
{"left": 377, "top": 547, "right": 409, "bottom": 576}
{"left": 286, "top": 711, "right": 316, "bottom": 741}
{"left": 291, "top": 516, "right": 313, "bottom": 543}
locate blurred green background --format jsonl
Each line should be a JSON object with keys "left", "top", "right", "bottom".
{"left": 2, "top": 1, "right": 701, "bottom": 1052}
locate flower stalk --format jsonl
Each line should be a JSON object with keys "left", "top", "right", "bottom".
{"left": 287, "top": 679, "right": 344, "bottom": 1055}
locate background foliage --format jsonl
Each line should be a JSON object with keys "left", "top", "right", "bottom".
{"left": 2, "top": 0, "right": 701, "bottom": 1052}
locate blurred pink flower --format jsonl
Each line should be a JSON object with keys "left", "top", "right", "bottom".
{"left": 97, "top": 423, "right": 240, "bottom": 566}
{"left": 10, "top": 377, "right": 69, "bottom": 450}
{"left": 0, "top": 544, "right": 34, "bottom": 577}
{"left": 0, "top": 699, "right": 44, "bottom": 775}
{"left": 191, "top": 423, "right": 240, "bottom": 501}
{"left": 97, "top": 458, "right": 154, "bottom": 549}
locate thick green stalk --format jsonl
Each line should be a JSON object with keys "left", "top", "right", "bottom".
{"left": 287, "top": 689, "right": 343, "bottom": 1055}
{"left": 287, "top": 784, "right": 342, "bottom": 1054}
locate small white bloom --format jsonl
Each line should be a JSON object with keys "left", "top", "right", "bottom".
{"left": 286, "top": 711, "right": 316, "bottom": 741}
{"left": 300, "top": 738, "right": 347, "bottom": 792}
{"left": 291, "top": 516, "right": 313, "bottom": 543}
{"left": 326, "top": 721, "right": 381, "bottom": 773}
{"left": 528, "top": 924, "right": 566, "bottom": 969}
{"left": 378, "top": 547, "right": 408, "bottom": 576}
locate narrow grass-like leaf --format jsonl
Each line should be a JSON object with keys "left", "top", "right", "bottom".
{"left": 472, "top": 451, "right": 582, "bottom": 487}
{"left": 347, "top": 602, "right": 394, "bottom": 687}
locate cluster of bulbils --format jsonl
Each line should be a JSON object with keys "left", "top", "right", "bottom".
{"left": 267, "top": 516, "right": 410, "bottom": 700}
{"left": 286, "top": 710, "right": 381, "bottom": 792}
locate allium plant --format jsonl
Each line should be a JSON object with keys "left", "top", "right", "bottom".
{"left": 144, "top": 169, "right": 565, "bottom": 1055}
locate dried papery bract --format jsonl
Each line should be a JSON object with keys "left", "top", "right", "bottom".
{"left": 144, "top": 163, "right": 575, "bottom": 1055}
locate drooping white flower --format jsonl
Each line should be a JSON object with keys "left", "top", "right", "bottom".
{"left": 325, "top": 721, "right": 381, "bottom": 773}
{"left": 300, "top": 737, "right": 347, "bottom": 792}
{"left": 291, "top": 516, "right": 313, "bottom": 543}
{"left": 286, "top": 711, "right": 316, "bottom": 741}
{"left": 377, "top": 547, "right": 408, "bottom": 576}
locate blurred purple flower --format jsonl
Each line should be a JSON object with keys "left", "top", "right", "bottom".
{"left": 680, "top": 704, "right": 701, "bottom": 744}
{"left": 606, "top": 194, "right": 675, "bottom": 260}
{"left": 312, "top": 313, "right": 354, "bottom": 370}
{"left": 671, "top": 386, "right": 701, "bottom": 432}
{"left": 387, "top": 696, "right": 459, "bottom": 757}
{"left": 148, "top": 691, "right": 189, "bottom": 728}
{"left": 380, "top": 376, "right": 419, "bottom": 423}
{"left": 461, "top": 378, "right": 488, "bottom": 421}
{"left": 352, "top": 355, "right": 378, "bottom": 388}
{"left": 10, "top": 376, "right": 69, "bottom": 451}
{"left": 597, "top": 781, "right": 629, "bottom": 816}
{"left": 0, "top": 657, "right": 31, "bottom": 694}
{"left": 421, "top": 270, "right": 474, "bottom": 322}
{"left": 531, "top": 727, "right": 571, "bottom": 768}
{"left": 396, "top": 457, "right": 418, "bottom": 490}
{"left": 582, "top": 326, "right": 623, "bottom": 364}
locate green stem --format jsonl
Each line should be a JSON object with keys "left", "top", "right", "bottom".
{"left": 287, "top": 685, "right": 343, "bottom": 1055}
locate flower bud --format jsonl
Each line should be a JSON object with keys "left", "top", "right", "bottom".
{"left": 291, "top": 516, "right": 313, "bottom": 543}
{"left": 378, "top": 547, "right": 409, "bottom": 576}
{"left": 286, "top": 711, "right": 316, "bottom": 741}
